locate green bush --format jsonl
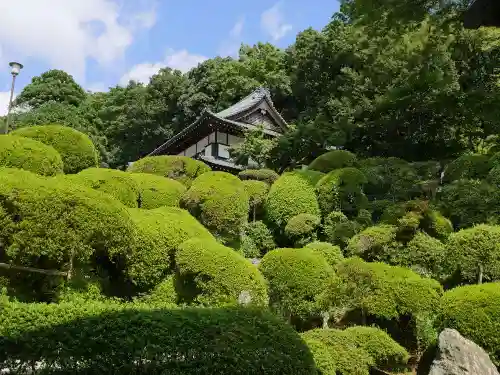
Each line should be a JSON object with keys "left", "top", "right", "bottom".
{"left": 175, "top": 238, "right": 268, "bottom": 306}
{"left": 289, "top": 169, "right": 326, "bottom": 186}
{"left": 243, "top": 221, "right": 276, "bottom": 256}
{"left": 323, "top": 211, "right": 362, "bottom": 248}
{"left": 181, "top": 172, "right": 249, "bottom": 243}
{"left": 302, "top": 338, "right": 338, "bottom": 375}
{"left": 444, "top": 225, "right": 500, "bottom": 284}
{"left": 129, "top": 173, "right": 186, "bottom": 209}
{"left": 11, "top": 125, "right": 99, "bottom": 174}
{"left": 238, "top": 168, "right": 279, "bottom": 185}
{"left": 265, "top": 173, "right": 320, "bottom": 228}
{"left": 443, "top": 153, "right": 492, "bottom": 183}
{"left": 137, "top": 275, "right": 178, "bottom": 305}
{"left": 346, "top": 225, "right": 400, "bottom": 262}
{"left": 0, "top": 301, "right": 316, "bottom": 374}
{"left": 304, "top": 242, "right": 344, "bottom": 267}
{"left": 403, "top": 232, "right": 447, "bottom": 279}
{"left": 259, "top": 248, "right": 334, "bottom": 321}
{"left": 0, "top": 168, "right": 136, "bottom": 301}
{"left": 285, "top": 213, "right": 321, "bottom": 246}
{"left": 0, "top": 134, "right": 63, "bottom": 176}
{"left": 316, "top": 167, "right": 368, "bottom": 216}
{"left": 308, "top": 150, "right": 357, "bottom": 173}
{"left": 240, "top": 234, "right": 260, "bottom": 258}
{"left": 127, "top": 155, "right": 211, "bottom": 187}
{"left": 487, "top": 166, "right": 500, "bottom": 187}
{"left": 127, "top": 207, "right": 214, "bottom": 291}
{"left": 242, "top": 179, "right": 269, "bottom": 221}
{"left": 66, "top": 168, "right": 140, "bottom": 208}
{"left": 439, "top": 283, "right": 500, "bottom": 365}
{"left": 410, "top": 161, "right": 441, "bottom": 180}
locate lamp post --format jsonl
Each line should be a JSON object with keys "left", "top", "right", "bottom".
{"left": 4, "top": 62, "right": 23, "bottom": 134}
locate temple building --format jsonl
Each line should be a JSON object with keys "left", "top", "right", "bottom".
{"left": 148, "top": 87, "right": 288, "bottom": 172}
{"left": 464, "top": 0, "right": 500, "bottom": 28}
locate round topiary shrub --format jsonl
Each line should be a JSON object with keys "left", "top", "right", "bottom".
{"left": 323, "top": 211, "right": 362, "bottom": 249}
{"left": 304, "top": 242, "right": 344, "bottom": 267}
{"left": 242, "top": 179, "right": 269, "bottom": 221}
{"left": 11, "top": 125, "right": 99, "bottom": 174}
{"left": 127, "top": 207, "right": 214, "bottom": 291}
{"left": 0, "top": 134, "right": 63, "bottom": 176}
{"left": 175, "top": 238, "right": 268, "bottom": 306}
{"left": 439, "top": 283, "right": 500, "bottom": 365}
{"left": 259, "top": 248, "right": 334, "bottom": 322}
{"left": 346, "top": 225, "right": 400, "bottom": 262}
{"left": 316, "top": 167, "right": 368, "bottom": 216}
{"left": 288, "top": 169, "right": 326, "bottom": 186}
{"left": 403, "top": 232, "right": 447, "bottom": 279}
{"left": 0, "top": 168, "right": 136, "bottom": 301}
{"left": 285, "top": 213, "right": 321, "bottom": 246}
{"left": 265, "top": 173, "right": 320, "bottom": 228}
{"left": 443, "top": 153, "right": 492, "bottom": 183}
{"left": 243, "top": 221, "right": 276, "bottom": 256}
{"left": 181, "top": 172, "right": 249, "bottom": 244}
{"left": 129, "top": 173, "right": 186, "bottom": 209}
{"left": 0, "top": 301, "right": 317, "bottom": 374}
{"left": 127, "top": 155, "right": 211, "bottom": 187}
{"left": 66, "top": 168, "right": 140, "bottom": 208}
{"left": 137, "top": 275, "right": 178, "bottom": 305}
{"left": 444, "top": 224, "right": 500, "bottom": 284}
{"left": 308, "top": 150, "right": 357, "bottom": 173}
{"left": 238, "top": 168, "right": 279, "bottom": 185}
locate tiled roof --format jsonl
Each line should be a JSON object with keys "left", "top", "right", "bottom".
{"left": 216, "top": 87, "right": 271, "bottom": 118}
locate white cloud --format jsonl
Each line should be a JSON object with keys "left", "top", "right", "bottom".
{"left": 261, "top": 2, "right": 292, "bottom": 41}
{"left": 0, "top": 91, "right": 13, "bottom": 116}
{"left": 0, "top": 0, "right": 156, "bottom": 81}
{"left": 120, "top": 49, "right": 207, "bottom": 85}
{"left": 219, "top": 17, "right": 245, "bottom": 57}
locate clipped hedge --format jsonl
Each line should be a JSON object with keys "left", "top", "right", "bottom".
{"left": 175, "top": 238, "right": 268, "bottom": 306}
{"left": 238, "top": 168, "right": 279, "bottom": 185}
{"left": 323, "top": 211, "right": 362, "bottom": 248}
{"left": 129, "top": 172, "right": 186, "bottom": 209}
{"left": 439, "top": 283, "right": 500, "bottom": 365}
{"left": 304, "top": 242, "right": 344, "bottom": 267}
{"left": 265, "top": 173, "right": 320, "bottom": 228}
{"left": 243, "top": 221, "right": 276, "bottom": 256}
{"left": 0, "top": 168, "right": 135, "bottom": 300}
{"left": 285, "top": 213, "right": 321, "bottom": 246}
{"left": 443, "top": 153, "right": 492, "bottom": 183}
{"left": 289, "top": 169, "right": 326, "bottom": 186}
{"left": 181, "top": 172, "right": 249, "bottom": 243}
{"left": 308, "top": 150, "right": 357, "bottom": 173}
{"left": 128, "top": 207, "right": 214, "bottom": 291}
{"left": 242, "top": 179, "right": 269, "bottom": 220}
{"left": 128, "top": 155, "right": 211, "bottom": 187}
{"left": 259, "top": 248, "right": 334, "bottom": 320}
{"left": 346, "top": 225, "right": 400, "bottom": 262}
{"left": 0, "top": 134, "right": 63, "bottom": 176}
{"left": 0, "top": 301, "right": 316, "bottom": 374}
{"left": 66, "top": 168, "right": 140, "bottom": 208}
{"left": 11, "top": 125, "right": 99, "bottom": 174}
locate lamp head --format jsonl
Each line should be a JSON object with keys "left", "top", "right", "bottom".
{"left": 9, "top": 62, "right": 23, "bottom": 76}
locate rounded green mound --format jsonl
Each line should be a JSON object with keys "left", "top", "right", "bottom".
{"left": 304, "top": 242, "right": 344, "bottom": 267}
{"left": 129, "top": 173, "right": 186, "bottom": 209}
{"left": 439, "top": 283, "right": 500, "bottom": 365}
{"left": 242, "top": 221, "right": 276, "bottom": 256}
{"left": 0, "top": 301, "right": 317, "bottom": 375}
{"left": 127, "top": 155, "right": 211, "bottom": 187}
{"left": 285, "top": 213, "right": 321, "bottom": 246}
{"left": 259, "top": 248, "right": 334, "bottom": 320}
{"left": 238, "top": 168, "right": 279, "bottom": 185}
{"left": 66, "top": 168, "right": 140, "bottom": 208}
{"left": 181, "top": 172, "right": 249, "bottom": 243}
{"left": 242, "top": 179, "right": 269, "bottom": 220}
{"left": 128, "top": 207, "right": 214, "bottom": 291}
{"left": 175, "top": 238, "right": 268, "bottom": 306}
{"left": 265, "top": 173, "right": 320, "bottom": 228}
{"left": 0, "top": 134, "right": 63, "bottom": 176}
{"left": 443, "top": 153, "right": 492, "bottom": 183}
{"left": 0, "top": 168, "right": 135, "bottom": 300}
{"left": 308, "top": 150, "right": 357, "bottom": 173}
{"left": 11, "top": 125, "right": 99, "bottom": 174}
{"left": 288, "top": 169, "right": 326, "bottom": 186}
{"left": 346, "top": 225, "right": 399, "bottom": 262}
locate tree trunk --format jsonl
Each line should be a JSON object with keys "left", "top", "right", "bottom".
{"left": 253, "top": 206, "right": 256, "bottom": 222}
{"left": 478, "top": 263, "right": 484, "bottom": 284}
{"left": 322, "top": 311, "right": 329, "bottom": 329}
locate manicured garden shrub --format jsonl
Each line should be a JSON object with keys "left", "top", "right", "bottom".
{"left": 439, "top": 283, "right": 500, "bottom": 365}
{"left": 0, "top": 134, "right": 63, "bottom": 176}
{"left": 66, "top": 168, "right": 140, "bottom": 208}
{"left": 302, "top": 338, "right": 338, "bottom": 375}
{"left": 265, "top": 173, "right": 320, "bottom": 228}
{"left": 129, "top": 173, "right": 186, "bottom": 209}
{"left": 128, "top": 207, "right": 214, "bottom": 291}
{"left": 316, "top": 167, "right": 368, "bottom": 216}
{"left": 259, "top": 248, "right": 334, "bottom": 322}
{"left": 175, "top": 238, "right": 268, "bottom": 306}
{"left": 346, "top": 225, "right": 400, "bottom": 262}
{"left": 285, "top": 213, "right": 321, "bottom": 247}
{"left": 181, "top": 172, "right": 249, "bottom": 243}
{"left": 0, "top": 168, "right": 136, "bottom": 301}
{"left": 242, "top": 179, "right": 269, "bottom": 221}
{"left": 238, "top": 168, "right": 279, "bottom": 185}
{"left": 240, "top": 234, "right": 260, "bottom": 258}
{"left": 11, "top": 125, "right": 99, "bottom": 174}
{"left": 443, "top": 153, "right": 492, "bottom": 183}
{"left": 308, "top": 150, "right": 357, "bottom": 173}
{"left": 242, "top": 221, "right": 276, "bottom": 256}
{"left": 127, "top": 155, "right": 211, "bottom": 187}
{"left": 444, "top": 225, "right": 500, "bottom": 284}
{"left": 137, "top": 275, "right": 178, "bottom": 305}
{"left": 403, "top": 232, "right": 447, "bottom": 279}
{"left": 0, "top": 301, "right": 316, "bottom": 374}
{"left": 289, "top": 169, "right": 326, "bottom": 186}
{"left": 323, "top": 211, "right": 362, "bottom": 248}
{"left": 305, "top": 242, "right": 344, "bottom": 267}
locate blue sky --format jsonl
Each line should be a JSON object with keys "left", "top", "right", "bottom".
{"left": 0, "top": 0, "right": 339, "bottom": 114}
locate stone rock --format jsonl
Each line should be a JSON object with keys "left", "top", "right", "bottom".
{"left": 429, "top": 328, "right": 499, "bottom": 375}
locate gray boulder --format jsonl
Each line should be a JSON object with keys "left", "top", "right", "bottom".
{"left": 429, "top": 328, "right": 499, "bottom": 375}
